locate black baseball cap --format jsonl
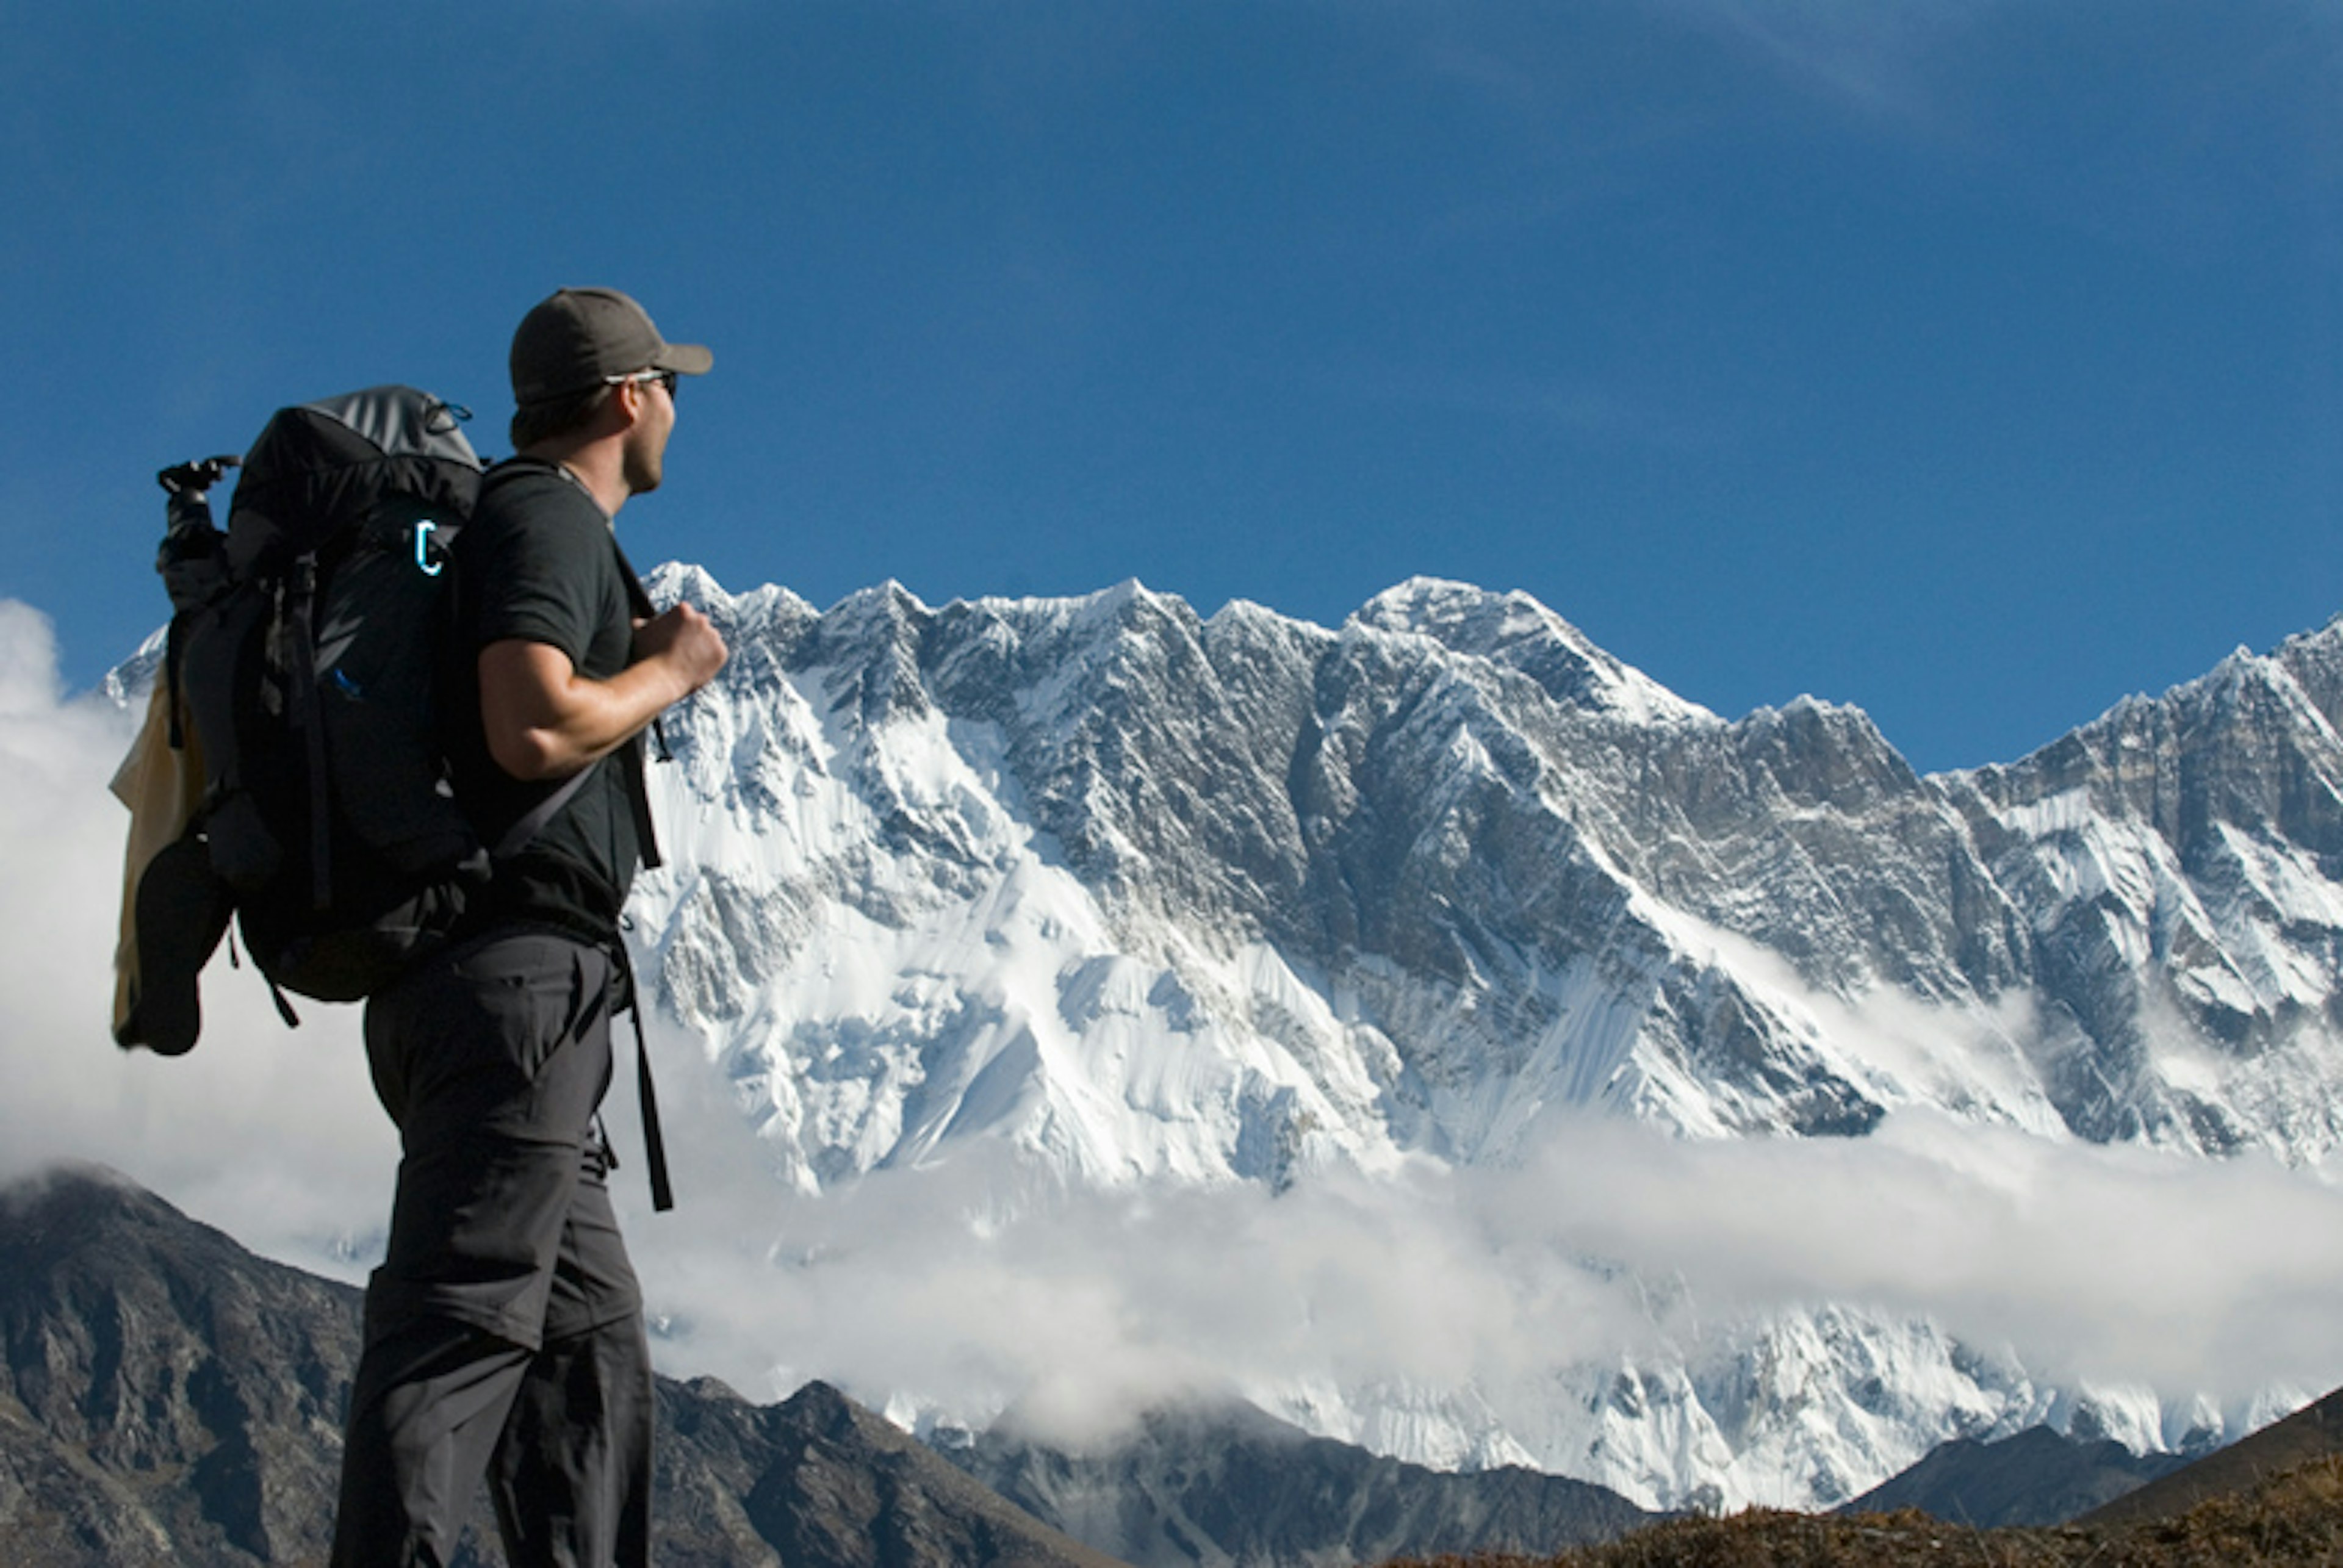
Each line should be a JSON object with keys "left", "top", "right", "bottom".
{"left": 509, "top": 287, "right": 713, "bottom": 407}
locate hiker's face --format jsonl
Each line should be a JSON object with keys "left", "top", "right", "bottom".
{"left": 621, "top": 371, "right": 675, "bottom": 495}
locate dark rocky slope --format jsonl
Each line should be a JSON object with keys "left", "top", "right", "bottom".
{"left": 1839, "top": 1424, "right": 2193, "bottom": 1528}
{"left": 0, "top": 1164, "right": 1126, "bottom": 1567}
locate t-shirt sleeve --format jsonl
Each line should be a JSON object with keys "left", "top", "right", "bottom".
{"left": 466, "top": 488, "right": 619, "bottom": 669}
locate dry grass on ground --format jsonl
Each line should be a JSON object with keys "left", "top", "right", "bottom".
{"left": 1385, "top": 1453, "right": 2343, "bottom": 1568}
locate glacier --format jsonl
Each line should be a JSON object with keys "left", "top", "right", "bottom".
{"left": 598, "top": 569, "right": 2343, "bottom": 1511}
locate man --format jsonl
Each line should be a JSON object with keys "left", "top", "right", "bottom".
{"left": 331, "top": 287, "right": 727, "bottom": 1567}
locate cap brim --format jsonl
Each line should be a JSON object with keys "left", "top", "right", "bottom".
{"left": 653, "top": 342, "right": 713, "bottom": 376}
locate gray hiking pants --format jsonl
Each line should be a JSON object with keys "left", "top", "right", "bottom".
{"left": 331, "top": 930, "right": 652, "bottom": 1568}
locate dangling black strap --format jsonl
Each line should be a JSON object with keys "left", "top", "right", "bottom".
{"left": 608, "top": 937, "right": 673, "bottom": 1212}
{"left": 633, "top": 1003, "right": 672, "bottom": 1212}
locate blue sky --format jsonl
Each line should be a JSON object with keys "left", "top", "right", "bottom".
{"left": 7, "top": 1, "right": 2341, "bottom": 774}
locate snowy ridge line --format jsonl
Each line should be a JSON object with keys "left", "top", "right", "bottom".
{"left": 619, "top": 566, "right": 2343, "bottom": 1510}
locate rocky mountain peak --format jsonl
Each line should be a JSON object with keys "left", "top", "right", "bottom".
{"left": 1351, "top": 575, "right": 1707, "bottom": 725}
{"left": 473, "top": 568, "right": 2343, "bottom": 1509}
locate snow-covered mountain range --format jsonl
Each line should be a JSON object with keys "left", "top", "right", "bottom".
{"left": 616, "top": 570, "right": 2343, "bottom": 1511}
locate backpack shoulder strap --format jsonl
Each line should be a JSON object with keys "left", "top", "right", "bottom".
{"left": 475, "top": 456, "right": 669, "bottom": 872}
{"left": 606, "top": 538, "right": 666, "bottom": 874}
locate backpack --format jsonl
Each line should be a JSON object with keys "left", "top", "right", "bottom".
{"left": 117, "top": 385, "right": 494, "bottom": 1049}
{"left": 114, "top": 386, "right": 679, "bottom": 1211}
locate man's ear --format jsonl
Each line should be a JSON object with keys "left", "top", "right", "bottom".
{"left": 608, "top": 378, "right": 644, "bottom": 431}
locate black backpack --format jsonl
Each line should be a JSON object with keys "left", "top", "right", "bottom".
{"left": 118, "top": 385, "right": 678, "bottom": 1210}
{"left": 122, "top": 386, "right": 495, "bottom": 1044}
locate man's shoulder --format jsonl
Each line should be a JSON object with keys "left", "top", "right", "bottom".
{"left": 465, "top": 462, "right": 613, "bottom": 565}
{"left": 475, "top": 459, "right": 605, "bottom": 526}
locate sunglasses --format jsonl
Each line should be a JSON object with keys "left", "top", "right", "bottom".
{"left": 605, "top": 368, "right": 678, "bottom": 398}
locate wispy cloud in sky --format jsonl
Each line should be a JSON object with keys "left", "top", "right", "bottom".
{"left": 1663, "top": 0, "right": 1990, "bottom": 129}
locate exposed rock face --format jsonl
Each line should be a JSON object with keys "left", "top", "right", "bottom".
{"left": 940, "top": 1397, "right": 1654, "bottom": 1568}
{"left": 0, "top": 1163, "right": 359, "bottom": 1564}
{"left": 1943, "top": 633, "right": 2343, "bottom": 1153}
{"left": 0, "top": 1166, "right": 1130, "bottom": 1567}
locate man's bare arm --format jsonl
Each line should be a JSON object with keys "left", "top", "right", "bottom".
{"left": 478, "top": 602, "right": 728, "bottom": 782}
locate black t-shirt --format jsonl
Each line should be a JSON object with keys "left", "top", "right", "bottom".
{"left": 448, "top": 460, "right": 647, "bottom": 943}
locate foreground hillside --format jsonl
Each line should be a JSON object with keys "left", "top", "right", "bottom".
{"left": 1389, "top": 1451, "right": 2343, "bottom": 1566}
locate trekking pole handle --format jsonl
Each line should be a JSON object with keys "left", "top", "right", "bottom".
{"left": 157, "top": 455, "right": 242, "bottom": 497}
{"left": 156, "top": 457, "right": 238, "bottom": 611}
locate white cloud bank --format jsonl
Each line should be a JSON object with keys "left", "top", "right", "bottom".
{"left": 0, "top": 600, "right": 395, "bottom": 1270}
{"left": 9, "top": 594, "right": 2342, "bottom": 1473}
{"left": 613, "top": 1087, "right": 2343, "bottom": 1455}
